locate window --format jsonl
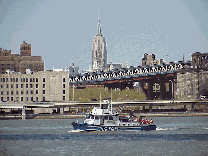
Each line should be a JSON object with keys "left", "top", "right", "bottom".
{"left": 6, "top": 78, "right": 8, "bottom": 82}
{"left": 109, "top": 116, "right": 113, "bottom": 120}
{"left": 16, "top": 97, "right": 18, "bottom": 101}
{"left": 63, "top": 78, "right": 65, "bottom": 82}
{"left": 43, "top": 78, "right": 45, "bottom": 82}
{"left": 26, "top": 91, "right": 28, "bottom": 94}
{"left": 21, "top": 91, "right": 23, "bottom": 94}
{"left": 63, "top": 96, "right": 65, "bottom": 100}
{"left": 36, "top": 97, "right": 38, "bottom": 102}
{"left": 11, "top": 91, "right": 13, "bottom": 95}
{"left": 16, "top": 78, "right": 18, "bottom": 82}
{"left": 7, "top": 91, "right": 9, "bottom": 95}
{"left": 63, "top": 84, "right": 65, "bottom": 88}
{"left": 31, "top": 97, "right": 33, "bottom": 101}
{"left": 21, "top": 97, "right": 23, "bottom": 101}
{"left": 3, "top": 78, "right": 5, "bottom": 82}
{"left": 16, "top": 91, "right": 18, "bottom": 95}
{"left": 26, "top": 78, "right": 28, "bottom": 82}
{"left": 43, "top": 90, "right": 45, "bottom": 94}
{"left": 43, "top": 84, "right": 45, "bottom": 88}
{"left": 30, "top": 78, "right": 32, "bottom": 82}
{"left": 26, "top": 97, "right": 28, "bottom": 101}
{"left": 7, "top": 97, "right": 9, "bottom": 101}
{"left": 23, "top": 78, "right": 25, "bottom": 82}
{"left": 16, "top": 84, "right": 18, "bottom": 88}
{"left": 6, "top": 84, "right": 8, "bottom": 88}
{"left": 36, "top": 84, "right": 38, "bottom": 88}
{"left": 63, "top": 90, "right": 65, "bottom": 94}
{"left": 36, "top": 90, "right": 38, "bottom": 94}
{"left": 30, "top": 90, "right": 33, "bottom": 94}
{"left": 11, "top": 84, "right": 13, "bottom": 88}
{"left": 26, "top": 84, "right": 28, "bottom": 88}
{"left": 21, "top": 84, "right": 23, "bottom": 88}
{"left": 1, "top": 97, "right": 3, "bottom": 101}
{"left": 36, "top": 78, "right": 38, "bottom": 82}
{"left": 33, "top": 78, "right": 35, "bottom": 82}
{"left": 0, "top": 84, "right": 2, "bottom": 88}
{"left": 0, "top": 91, "right": 3, "bottom": 95}
{"left": 43, "top": 97, "right": 45, "bottom": 101}
{"left": 11, "top": 97, "right": 13, "bottom": 101}
{"left": 10, "top": 78, "right": 13, "bottom": 82}
{"left": 30, "top": 84, "right": 33, "bottom": 88}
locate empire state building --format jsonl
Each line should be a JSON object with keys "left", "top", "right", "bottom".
{"left": 92, "top": 20, "right": 107, "bottom": 72}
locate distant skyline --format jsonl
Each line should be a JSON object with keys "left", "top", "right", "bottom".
{"left": 0, "top": 0, "right": 208, "bottom": 71}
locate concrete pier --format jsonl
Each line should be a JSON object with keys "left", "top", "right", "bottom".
{"left": 22, "top": 106, "right": 26, "bottom": 120}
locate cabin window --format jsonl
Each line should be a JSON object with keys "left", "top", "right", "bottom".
{"left": 109, "top": 116, "right": 113, "bottom": 120}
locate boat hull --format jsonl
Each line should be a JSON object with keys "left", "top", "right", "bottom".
{"left": 71, "top": 122, "right": 156, "bottom": 131}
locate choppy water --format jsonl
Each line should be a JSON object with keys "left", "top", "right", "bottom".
{"left": 0, "top": 116, "right": 208, "bottom": 156}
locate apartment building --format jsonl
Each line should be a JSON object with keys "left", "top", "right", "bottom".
{"left": 0, "top": 41, "right": 44, "bottom": 74}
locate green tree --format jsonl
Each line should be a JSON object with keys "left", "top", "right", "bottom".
{"left": 69, "top": 87, "right": 146, "bottom": 101}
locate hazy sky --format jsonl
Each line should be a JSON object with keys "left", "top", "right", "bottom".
{"left": 0, "top": 0, "right": 208, "bottom": 71}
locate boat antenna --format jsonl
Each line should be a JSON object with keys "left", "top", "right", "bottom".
{"left": 111, "top": 88, "right": 112, "bottom": 113}
{"left": 100, "top": 91, "right": 101, "bottom": 109}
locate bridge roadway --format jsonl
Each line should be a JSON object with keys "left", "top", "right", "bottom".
{"left": 1, "top": 99, "right": 208, "bottom": 109}
{"left": 69, "top": 62, "right": 190, "bottom": 84}
{"left": 0, "top": 100, "right": 207, "bottom": 119}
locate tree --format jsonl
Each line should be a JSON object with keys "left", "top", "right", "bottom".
{"left": 69, "top": 86, "right": 146, "bottom": 101}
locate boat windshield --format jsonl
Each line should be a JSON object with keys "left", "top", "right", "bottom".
{"left": 85, "top": 114, "right": 94, "bottom": 119}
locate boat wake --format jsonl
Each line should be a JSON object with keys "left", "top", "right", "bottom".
{"left": 156, "top": 127, "right": 168, "bottom": 131}
{"left": 68, "top": 129, "right": 85, "bottom": 133}
{"left": 156, "top": 127, "right": 178, "bottom": 131}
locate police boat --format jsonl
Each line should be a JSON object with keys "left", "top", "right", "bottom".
{"left": 71, "top": 101, "right": 156, "bottom": 132}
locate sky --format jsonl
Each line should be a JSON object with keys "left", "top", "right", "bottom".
{"left": 0, "top": 0, "right": 208, "bottom": 72}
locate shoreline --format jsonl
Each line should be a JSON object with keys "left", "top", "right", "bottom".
{"left": 0, "top": 112, "right": 208, "bottom": 120}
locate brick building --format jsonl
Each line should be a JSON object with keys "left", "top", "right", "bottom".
{"left": 0, "top": 41, "right": 44, "bottom": 74}
{"left": 142, "top": 53, "right": 163, "bottom": 66}
{"left": 176, "top": 52, "right": 208, "bottom": 100}
{"left": 191, "top": 52, "right": 208, "bottom": 67}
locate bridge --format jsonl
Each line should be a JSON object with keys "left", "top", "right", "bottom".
{"left": 1, "top": 99, "right": 207, "bottom": 119}
{"left": 69, "top": 62, "right": 190, "bottom": 84}
{"left": 69, "top": 62, "right": 193, "bottom": 100}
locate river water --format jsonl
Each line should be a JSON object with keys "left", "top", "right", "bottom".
{"left": 0, "top": 116, "right": 207, "bottom": 156}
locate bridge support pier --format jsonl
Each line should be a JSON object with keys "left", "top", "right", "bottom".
{"left": 60, "top": 107, "right": 64, "bottom": 114}
{"left": 149, "top": 104, "right": 152, "bottom": 113}
{"left": 184, "top": 105, "right": 187, "bottom": 112}
{"left": 57, "top": 107, "right": 60, "bottom": 114}
{"left": 142, "top": 106, "right": 145, "bottom": 113}
{"left": 22, "top": 106, "right": 26, "bottom": 120}
{"left": 191, "top": 103, "right": 195, "bottom": 112}
{"left": 159, "top": 82, "right": 166, "bottom": 100}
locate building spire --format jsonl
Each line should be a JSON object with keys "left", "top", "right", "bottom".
{"left": 97, "top": 19, "right": 102, "bottom": 36}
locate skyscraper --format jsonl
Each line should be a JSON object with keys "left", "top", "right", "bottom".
{"left": 92, "top": 20, "right": 107, "bottom": 72}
